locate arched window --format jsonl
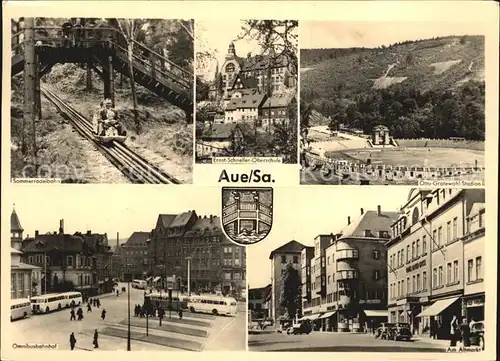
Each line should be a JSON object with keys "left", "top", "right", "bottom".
{"left": 412, "top": 207, "right": 419, "bottom": 225}
{"left": 225, "top": 63, "right": 235, "bottom": 73}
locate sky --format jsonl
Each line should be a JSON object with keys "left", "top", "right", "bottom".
{"left": 301, "top": 21, "right": 486, "bottom": 49}
{"left": 196, "top": 19, "right": 261, "bottom": 81}
{"left": 246, "top": 187, "right": 412, "bottom": 289}
{"left": 7, "top": 185, "right": 221, "bottom": 244}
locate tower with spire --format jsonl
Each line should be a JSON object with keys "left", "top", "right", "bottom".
{"left": 226, "top": 41, "right": 236, "bottom": 59}
{"left": 11, "top": 205, "right": 24, "bottom": 251}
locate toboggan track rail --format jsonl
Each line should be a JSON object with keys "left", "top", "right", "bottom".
{"left": 41, "top": 86, "right": 182, "bottom": 184}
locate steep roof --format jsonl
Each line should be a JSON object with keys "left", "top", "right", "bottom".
{"left": 201, "top": 123, "right": 237, "bottom": 140}
{"left": 123, "top": 231, "right": 150, "bottom": 247}
{"left": 157, "top": 214, "right": 177, "bottom": 229}
{"left": 338, "top": 210, "right": 400, "bottom": 240}
{"left": 241, "top": 53, "right": 288, "bottom": 72}
{"left": 11, "top": 209, "right": 23, "bottom": 232}
{"left": 467, "top": 202, "right": 485, "bottom": 218}
{"left": 249, "top": 284, "right": 272, "bottom": 299}
{"left": 185, "top": 215, "right": 222, "bottom": 237}
{"left": 231, "top": 73, "right": 258, "bottom": 90}
{"left": 269, "top": 240, "right": 306, "bottom": 259}
{"left": 11, "top": 247, "right": 22, "bottom": 255}
{"left": 22, "top": 233, "right": 88, "bottom": 253}
{"left": 169, "top": 211, "right": 196, "bottom": 228}
{"left": 262, "top": 95, "right": 295, "bottom": 108}
{"left": 226, "top": 91, "right": 266, "bottom": 111}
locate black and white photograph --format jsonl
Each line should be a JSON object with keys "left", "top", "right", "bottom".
{"left": 10, "top": 18, "right": 194, "bottom": 184}
{"left": 8, "top": 187, "right": 246, "bottom": 351}
{"left": 248, "top": 187, "right": 486, "bottom": 353}
{"left": 195, "top": 20, "right": 298, "bottom": 164}
{"left": 299, "top": 22, "right": 485, "bottom": 185}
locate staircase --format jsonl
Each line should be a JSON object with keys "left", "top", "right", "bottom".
{"left": 11, "top": 26, "right": 193, "bottom": 113}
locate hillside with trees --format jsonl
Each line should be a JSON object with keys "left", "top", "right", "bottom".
{"left": 300, "top": 35, "right": 485, "bottom": 141}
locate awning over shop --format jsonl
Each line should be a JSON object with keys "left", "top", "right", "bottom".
{"left": 364, "top": 310, "right": 388, "bottom": 318}
{"left": 153, "top": 276, "right": 161, "bottom": 282}
{"left": 145, "top": 277, "right": 152, "bottom": 282}
{"left": 318, "top": 311, "right": 336, "bottom": 319}
{"left": 308, "top": 313, "right": 322, "bottom": 320}
{"left": 416, "top": 297, "right": 460, "bottom": 318}
{"left": 298, "top": 315, "right": 311, "bottom": 321}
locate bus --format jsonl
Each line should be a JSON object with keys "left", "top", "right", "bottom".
{"left": 131, "top": 279, "right": 147, "bottom": 289}
{"left": 31, "top": 293, "right": 66, "bottom": 314}
{"left": 11, "top": 298, "right": 31, "bottom": 321}
{"left": 187, "top": 295, "right": 238, "bottom": 316}
{"left": 144, "top": 292, "right": 188, "bottom": 311}
{"left": 59, "top": 291, "right": 83, "bottom": 308}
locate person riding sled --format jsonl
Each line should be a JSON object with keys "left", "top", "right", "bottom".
{"left": 97, "top": 99, "right": 126, "bottom": 136}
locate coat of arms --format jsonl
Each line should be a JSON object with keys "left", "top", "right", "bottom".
{"left": 221, "top": 187, "right": 273, "bottom": 245}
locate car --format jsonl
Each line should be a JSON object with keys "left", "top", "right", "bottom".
{"left": 388, "top": 323, "right": 412, "bottom": 341}
{"left": 375, "top": 322, "right": 395, "bottom": 338}
{"left": 469, "top": 321, "right": 484, "bottom": 350}
{"left": 287, "top": 321, "right": 312, "bottom": 335}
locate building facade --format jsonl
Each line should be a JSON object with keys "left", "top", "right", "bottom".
{"left": 301, "top": 207, "right": 398, "bottom": 332}
{"left": 248, "top": 284, "right": 272, "bottom": 320}
{"left": 11, "top": 209, "right": 42, "bottom": 300}
{"left": 120, "top": 231, "right": 150, "bottom": 281}
{"left": 301, "top": 246, "right": 315, "bottom": 311}
{"left": 269, "top": 240, "right": 305, "bottom": 323}
{"left": 387, "top": 189, "right": 485, "bottom": 338}
{"left": 148, "top": 211, "right": 246, "bottom": 298}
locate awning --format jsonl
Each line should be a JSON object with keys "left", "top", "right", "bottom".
{"left": 416, "top": 297, "right": 460, "bottom": 318}
{"left": 298, "top": 315, "right": 311, "bottom": 321}
{"left": 364, "top": 310, "right": 388, "bottom": 318}
{"left": 319, "top": 311, "right": 336, "bottom": 319}
{"left": 153, "top": 276, "right": 161, "bottom": 282}
{"left": 309, "top": 313, "right": 322, "bottom": 320}
{"left": 145, "top": 277, "right": 152, "bottom": 281}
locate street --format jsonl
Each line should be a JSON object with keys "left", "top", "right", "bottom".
{"left": 9, "top": 284, "right": 246, "bottom": 352}
{"left": 249, "top": 331, "right": 450, "bottom": 352}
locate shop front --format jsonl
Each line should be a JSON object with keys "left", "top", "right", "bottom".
{"left": 318, "top": 311, "right": 337, "bottom": 331}
{"left": 416, "top": 295, "right": 462, "bottom": 340}
{"left": 363, "top": 309, "right": 388, "bottom": 334}
{"left": 462, "top": 293, "right": 485, "bottom": 322}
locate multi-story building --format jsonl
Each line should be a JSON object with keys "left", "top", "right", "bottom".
{"left": 224, "top": 89, "right": 266, "bottom": 123}
{"left": 302, "top": 206, "right": 398, "bottom": 332}
{"left": 22, "top": 220, "right": 99, "bottom": 297}
{"left": 120, "top": 231, "right": 150, "bottom": 281}
{"left": 248, "top": 284, "right": 272, "bottom": 320}
{"left": 148, "top": 211, "right": 246, "bottom": 298}
{"left": 269, "top": 240, "right": 305, "bottom": 323}
{"left": 260, "top": 95, "right": 297, "bottom": 131}
{"left": 462, "top": 201, "right": 485, "bottom": 321}
{"left": 301, "top": 246, "right": 315, "bottom": 311}
{"left": 78, "top": 231, "right": 113, "bottom": 293}
{"left": 110, "top": 235, "right": 122, "bottom": 280}
{"left": 11, "top": 208, "right": 42, "bottom": 299}
{"left": 387, "top": 189, "right": 485, "bottom": 338}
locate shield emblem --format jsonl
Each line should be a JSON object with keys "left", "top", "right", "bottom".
{"left": 221, "top": 187, "right": 273, "bottom": 245}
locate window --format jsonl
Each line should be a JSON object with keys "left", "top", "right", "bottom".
{"left": 281, "top": 255, "right": 286, "bottom": 264}
{"left": 432, "top": 268, "right": 437, "bottom": 288}
{"left": 453, "top": 260, "right": 459, "bottom": 282}
{"left": 423, "top": 236, "right": 427, "bottom": 254}
{"left": 67, "top": 255, "right": 73, "bottom": 267}
{"left": 447, "top": 263, "right": 452, "bottom": 283}
{"left": 453, "top": 217, "right": 458, "bottom": 239}
{"left": 412, "top": 275, "right": 416, "bottom": 293}
{"left": 438, "top": 266, "right": 443, "bottom": 286}
{"left": 438, "top": 227, "right": 443, "bottom": 246}
{"left": 373, "top": 270, "right": 380, "bottom": 281}
{"left": 364, "top": 230, "right": 372, "bottom": 237}
{"left": 406, "top": 246, "right": 410, "bottom": 263}
{"left": 397, "top": 281, "right": 400, "bottom": 297}
{"left": 412, "top": 242, "right": 415, "bottom": 259}
{"left": 416, "top": 240, "right": 420, "bottom": 257}
{"left": 225, "top": 63, "right": 235, "bottom": 73}
{"left": 11, "top": 274, "right": 16, "bottom": 298}
{"left": 224, "top": 272, "right": 231, "bottom": 280}
{"left": 327, "top": 256, "right": 330, "bottom": 265}
{"left": 432, "top": 230, "right": 437, "bottom": 249}
{"left": 467, "top": 259, "right": 473, "bottom": 281}
{"left": 397, "top": 252, "right": 400, "bottom": 267}
{"left": 417, "top": 274, "right": 421, "bottom": 291}
{"left": 234, "top": 273, "right": 241, "bottom": 280}
{"left": 328, "top": 275, "right": 331, "bottom": 284}
{"left": 373, "top": 250, "right": 380, "bottom": 260}
{"left": 476, "top": 257, "right": 482, "bottom": 279}
{"left": 479, "top": 212, "right": 484, "bottom": 228}
{"left": 423, "top": 271, "right": 427, "bottom": 290}
{"left": 234, "top": 259, "right": 240, "bottom": 266}
{"left": 447, "top": 221, "right": 451, "bottom": 242}
{"left": 293, "top": 256, "right": 298, "bottom": 263}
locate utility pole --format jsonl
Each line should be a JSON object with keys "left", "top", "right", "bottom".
{"left": 127, "top": 280, "right": 131, "bottom": 351}
{"left": 23, "top": 17, "right": 37, "bottom": 164}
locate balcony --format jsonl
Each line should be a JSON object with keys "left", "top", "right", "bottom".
{"left": 336, "top": 249, "right": 359, "bottom": 261}
{"left": 336, "top": 270, "right": 358, "bottom": 281}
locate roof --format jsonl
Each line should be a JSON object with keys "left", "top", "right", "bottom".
{"left": 22, "top": 233, "right": 88, "bottom": 253}
{"left": 241, "top": 53, "right": 288, "bottom": 72}
{"left": 262, "top": 95, "right": 295, "bottom": 108}
{"left": 11, "top": 247, "right": 22, "bottom": 255}
{"left": 157, "top": 214, "right": 177, "bottom": 229}
{"left": 248, "top": 284, "right": 272, "bottom": 299}
{"left": 123, "top": 232, "right": 151, "bottom": 247}
{"left": 373, "top": 125, "right": 389, "bottom": 132}
{"left": 11, "top": 209, "right": 23, "bottom": 232}
{"left": 169, "top": 211, "right": 196, "bottom": 228}
{"left": 201, "top": 123, "right": 238, "bottom": 140}
{"left": 467, "top": 202, "right": 485, "bottom": 218}
{"left": 231, "top": 73, "right": 258, "bottom": 90}
{"left": 269, "top": 240, "right": 306, "bottom": 259}
{"left": 12, "top": 262, "right": 42, "bottom": 270}
{"left": 184, "top": 215, "right": 222, "bottom": 237}
{"left": 226, "top": 91, "right": 266, "bottom": 111}
{"left": 338, "top": 210, "right": 400, "bottom": 240}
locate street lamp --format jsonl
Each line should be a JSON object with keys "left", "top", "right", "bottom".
{"left": 127, "top": 279, "right": 131, "bottom": 351}
{"left": 175, "top": 266, "right": 181, "bottom": 299}
{"left": 186, "top": 257, "right": 192, "bottom": 296}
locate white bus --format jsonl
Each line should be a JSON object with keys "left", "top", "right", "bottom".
{"left": 59, "top": 291, "right": 83, "bottom": 308}
{"left": 188, "top": 295, "right": 238, "bottom": 316}
{"left": 31, "top": 293, "right": 66, "bottom": 314}
{"left": 131, "top": 279, "right": 147, "bottom": 289}
{"left": 11, "top": 298, "right": 31, "bottom": 321}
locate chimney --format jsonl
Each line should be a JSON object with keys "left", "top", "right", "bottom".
{"left": 210, "top": 215, "right": 214, "bottom": 223}
{"left": 377, "top": 205, "right": 381, "bottom": 216}
{"left": 116, "top": 232, "right": 119, "bottom": 248}
{"left": 347, "top": 216, "right": 351, "bottom": 225}
{"left": 360, "top": 208, "right": 364, "bottom": 215}
{"left": 59, "top": 219, "right": 64, "bottom": 234}
{"left": 35, "top": 230, "right": 39, "bottom": 237}
{"left": 247, "top": 52, "right": 252, "bottom": 58}
{"left": 86, "top": 230, "right": 91, "bottom": 235}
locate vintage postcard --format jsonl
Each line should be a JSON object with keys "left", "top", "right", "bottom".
{"left": 1, "top": 1, "right": 498, "bottom": 361}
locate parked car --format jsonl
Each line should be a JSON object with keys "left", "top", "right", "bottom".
{"left": 375, "top": 323, "right": 395, "bottom": 338}
{"left": 469, "top": 321, "right": 484, "bottom": 350}
{"left": 387, "top": 323, "right": 412, "bottom": 341}
{"left": 287, "top": 321, "right": 312, "bottom": 335}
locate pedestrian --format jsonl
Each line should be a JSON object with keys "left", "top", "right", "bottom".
{"left": 101, "top": 309, "right": 107, "bottom": 321}
{"left": 70, "top": 309, "right": 76, "bottom": 321}
{"left": 178, "top": 308, "right": 183, "bottom": 320}
{"left": 116, "top": 289, "right": 119, "bottom": 297}
{"left": 447, "top": 315, "right": 460, "bottom": 351}
{"left": 469, "top": 317, "right": 476, "bottom": 330}
{"left": 69, "top": 332, "right": 77, "bottom": 350}
{"left": 77, "top": 307, "right": 84, "bottom": 321}
{"left": 87, "top": 302, "right": 92, "bottom": 313}
{"left": 460, "top": 317, "right": 471, "bottom": 348}
{"left": 88, "top": 298, "right": 92, "bottom": 305}
{"left": 93, "top": 329, "right": 99, "bottom": 349}
{"left": 97, "top": 299, "right": 101, "bottom": 308}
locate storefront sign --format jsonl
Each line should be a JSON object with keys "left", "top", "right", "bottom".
{"left": 466, "top": 298, "right": 484, "bottom": 307}
{"left": 359, "top": 299, "right": 381, "bottom": 304}
{"left": 406, "top": 259, "right": 426, "bottom": 273}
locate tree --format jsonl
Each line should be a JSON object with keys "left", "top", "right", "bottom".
{"left": 300, "top": 100, "right": 312, "bottom": 136}
{"left": 279, "top": 263, "right": 301, "bottom": 320}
